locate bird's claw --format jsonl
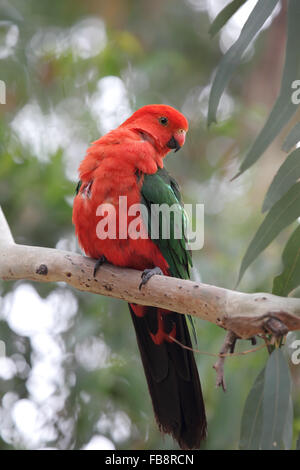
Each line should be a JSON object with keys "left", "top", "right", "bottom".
{"left": 139, "top": 267, "right": 163, "bottom": 290}
{"left": 93, "top": 255, "right": 107, "bottom": 277}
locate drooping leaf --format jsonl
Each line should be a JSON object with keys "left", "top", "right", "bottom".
{"left": 261, "top": 349, "right": 292, "bottom": 450}
{"left": 238, "top": 182, "right": 300, "bottom": 284}
{"left": 282, "top": 122, "right": 300, "bottom": 153}
{"left": 272, "top": 224, "right": 300, "bottom": 296}
{"left": 239, "top": 368, "right": 265, "bottom": 450}
{"left": 282, "top": 394, "right": 294, "bottom": 450}
{"left": 209, "top": 0, "right": 248, "bottom": 37}
{"left": 237, "top": 0, "right": 300, "bottom": 175}
{"left": 208, "top": 0, "right": 280, "bottom": 126}
{"left": 262, "top": 148, "right": 300, "bottom": 213}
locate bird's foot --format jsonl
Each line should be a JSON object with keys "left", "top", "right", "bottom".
{"left": 93, "top": 255, "right": 107, "bottom": 277}
{"left": 139, "top": 267, "right": 163, "bottom": 290}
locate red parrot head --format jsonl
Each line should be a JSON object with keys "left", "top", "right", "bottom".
{"left": 121, "top": 104, "right": 189, "bottom": 155}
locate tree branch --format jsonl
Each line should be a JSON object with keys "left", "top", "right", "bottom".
{"left": 1, "top": 206, "right": 300, "bottom": 339}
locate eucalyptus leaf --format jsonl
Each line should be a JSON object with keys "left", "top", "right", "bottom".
{"left": 209, "top": 0, "right": 248, "bottom": 37}
{"left": 282, "top": 394, "right": 294, "bottom": 450}
{"left": 272, "top": 224, "right": 300, "bottom": 296}
{"left": 238, "top": 182, "right": 300, "bottom": 284}
{"left": 282, "top": 122, "right": 300, "bottom": 153}
{"left": 262, "top": 148, "right": 300, "bottom": 213}
{"left": 208, "top": 0, "right": 280, "bottom": 126}
{"left": 261, "top": 349, "right": 292, "bottom": 450}
{"left": 239, "top": 368, "right": 265, "bottom": 450}
{"left": 237, "top": 0, "right": 300, "bottom": 175}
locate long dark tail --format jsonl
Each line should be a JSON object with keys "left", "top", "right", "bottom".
{"left": 129, "top": 304, "right": 207, "bottom": 449}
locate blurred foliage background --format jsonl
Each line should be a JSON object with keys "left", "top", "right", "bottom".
{"left": 0, "top": 0, "right": 299, "bottom": 450}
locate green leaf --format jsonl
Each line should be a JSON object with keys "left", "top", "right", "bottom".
{"left": 282, "top": 394, "right": 294, "bottom": 450}
{"left": 261, "top": 349, "right": 292, "bottom": 450}
{"left": 209, "top": 0, "right": 248, "bottom": 37}
{"left": 239, "top": 368, "right": 265, "bottom": 450}
{"left": 282, "top": 122, "right": 300, "bottom": 153}
{"left": 208, "top": 0, "right": 280, "bottom": 126}
{"left": 296, "top": 433, "right": 300, "bottom": 450}
{"left": 272, "top": 224, "right": 300, "bottom": 296}
{"left": 238, "top": 182, "right": 300, "bottom": 284}
{"left": 237, "top": 0, "right": 300, "bottom": 175}
{"left": 262, "top": 148, "right": 300, "bottom": 213}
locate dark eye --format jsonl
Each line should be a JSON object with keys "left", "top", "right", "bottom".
{"left": 159, "top": 116, "right": 168, "bottom": 126}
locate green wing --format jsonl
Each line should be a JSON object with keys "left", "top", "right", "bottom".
{"left": 141, "top": 167, "right": 196, "bottom": 341}
{"left": 141, "top": 167, "right": 192, "bottom": 279}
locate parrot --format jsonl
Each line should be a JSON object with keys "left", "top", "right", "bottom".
{"left": 72, "top": 104, "right": 207, "bottom": 449}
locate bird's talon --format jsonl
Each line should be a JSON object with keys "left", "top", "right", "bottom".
{"left": 139, "top": 267, "right": 163, "bottom": 290}
{"left": 93, "top": 255, "right": 107, "bottom": 277}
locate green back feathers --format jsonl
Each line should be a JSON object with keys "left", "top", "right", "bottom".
{"left": 141, "top": 167, "right": 192, "bottom": 280}
{"left": 141, "top": 168, "right": 196, "bottom": 342}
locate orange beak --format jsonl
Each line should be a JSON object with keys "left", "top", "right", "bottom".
{"left": 174, "top": 129, "right": 186, "bottom": 149}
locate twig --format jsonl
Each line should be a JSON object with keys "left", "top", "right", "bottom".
{"left": 213, "top": 332, "right": 238, "bottom": 392}
{"left": 169, "top": 335, "right": 267, "bottom": 359}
